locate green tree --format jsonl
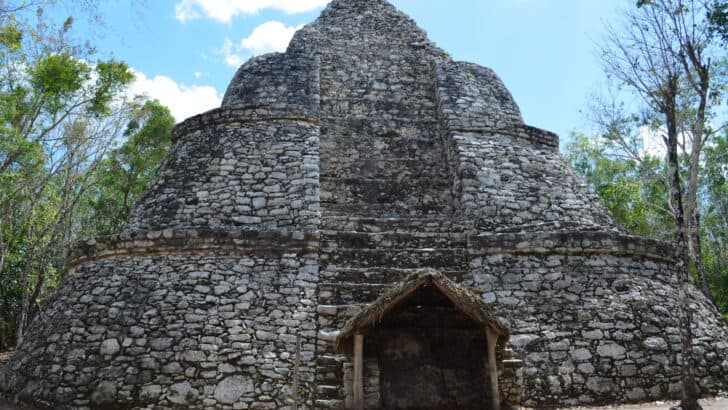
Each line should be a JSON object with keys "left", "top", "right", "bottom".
{"left": 598, "top": 0, "right": 728, "bottom": 407}
{"left": 0, "top": 1, "right": 170, "bottom": 347}
{"left": 83, "top": 99, "right": 174, "bottom": 236}
{"left": 566, "top": 132, "right": 673, "bottom": 239}
{"left": 702, "top": 130, "right": 728, "bottom": 314}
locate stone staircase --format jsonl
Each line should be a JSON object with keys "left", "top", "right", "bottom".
{"left": 313, "top": 215, "right": 468, "bottom": 408}
{"left": 318, "top": 120, "right": 455, "bottom": 219}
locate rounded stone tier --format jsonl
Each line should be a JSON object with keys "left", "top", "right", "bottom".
{"left": 124, "top": 106, "right": 321, "bottom": 233}
{"left": 2, "top": 228, "right": 726, "bottom": 408}
{"left": 1, "top": 229, "right": 321, "bottom": 409}
{"left": 123, "top": 0, "right": 617, "bottom": 233}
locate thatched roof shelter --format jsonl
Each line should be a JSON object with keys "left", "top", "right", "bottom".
{"left": 335, "top": 268, "right": 510, "bottom": 354}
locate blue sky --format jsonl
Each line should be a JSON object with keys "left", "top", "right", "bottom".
{"left": 57, "top": 0, "right": 632, "bottom": 144}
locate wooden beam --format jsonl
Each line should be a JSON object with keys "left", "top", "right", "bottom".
{"left": 486, "top": 329, "right": 501, "bottom": 410}
{"left": 354, "top": 334, "right": 364, "bottom": 410}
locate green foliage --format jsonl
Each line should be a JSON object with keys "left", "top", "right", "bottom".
{"left": 30, "top": 53, "right": 89, "bottom": 113}
{"left": 707, "top": 0, "right": 728, "bottom": 43}
{"left": 568, "top": 126, "right": 728, "bottom": 315}
{"left": 0, "top": 1, "right": 174, "bottom": 348}
{"left": 637, "top": 0, "right": 728, "bottom": 43}
{"left": 31, "top": 53, "right": 87, "bottom": 96}
{"left": 0, "top": 25, "right": 22, "bottom": 49}
{"left": 85, "top": 100, "right": 174, "bottom": 235}
{"left": 89, "top": 60, "right": 134, "bottom": 115}
{"left": 566, "top": 132, "right": 673, "bottom": 239}
{"left": 702, "top": 130, "right": 728, "bottom": 312}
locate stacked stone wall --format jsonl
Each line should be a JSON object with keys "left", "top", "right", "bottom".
{"left": 1, "top": 233, "right": 319, "bottom": 409}
{"left": 126, "top": 110, "right": 320, "bottom": 233}
{"left": 467, "top": 233, "right": 728, "bottom": 406}
{"left": 222, "top": 53, "right": 320, "bottom": 109}
{"left": 450, "top": 132, "right": 617, "bottom": 231}
{"left": 435, "top": 59, "right": 523, "bottom": 130}
{"left": 290, "top": 0, "right": 455, "bottom": 218}
{"left": 318, "top": 121, "right": 453, "bottom": 216}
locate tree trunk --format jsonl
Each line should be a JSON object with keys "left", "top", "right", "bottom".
{"left": 15, "top": 266, "right": 30, "bottom": 347}
{"left": 0, "top": 319, "right": 5, "bottom": 351}
{"left": 665, "top": 106, "right": 702, "bottom": 410}
{"left": 27, "top": 266, "right": 47, "bottom": 324}
{"left": 681, "top": 41, "right": 713, "bottom": 304}
{"left": 691, "top": 212, "right": 712, "bottom": 300}
{"left": 685, "top": 114, "right": 712, "bottom": 303}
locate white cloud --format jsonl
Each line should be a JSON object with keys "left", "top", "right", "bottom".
{"left": 219, "top": 38, "right": 246, "bottom": 68}
{"left": 639, "top": 126, "right": 696, "bottom": 159}
{"left": 640, "top": 126, "right": 666, "bottom": 158}
{"left": 175, "top": 0, "right": 330, "bottom": 23}
{"left": 217, "top": 21, "right": 301, "bottom": 67}
{"left": 130, "top": 70, "right": 222, "bottom": 122}
{"left": 241, "top": 21, "right": 303, "bottom": 55}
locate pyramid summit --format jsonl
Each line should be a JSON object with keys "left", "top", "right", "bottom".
{"left": 2, "top": 1, "right": 727, "bottom": 409}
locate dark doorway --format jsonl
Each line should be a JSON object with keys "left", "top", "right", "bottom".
{"left": 368, "top": 286, "right": 491, "bottom": 410}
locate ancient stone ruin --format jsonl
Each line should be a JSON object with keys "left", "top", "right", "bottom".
{"left": 2, "top": 0, "right": 728, "bottom": 408}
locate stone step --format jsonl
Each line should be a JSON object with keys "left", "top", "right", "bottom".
{"left": 317, "top": 304, "right": 362, "bottom": 318}
{"left": 320, "top": 175, "right": 451, "bottom": 190}
{"left": 316, "top": 384, "right": 342, "bottom": 398}
{"left": 314, "top": 399, "right": 344, "bottom": 409}
{"left": 321, "top": 203, "right": 453, "bottom": 218}
{"left": 320, "top": 230, "right": 467, "bottom": 250}
{"left": 317, "top": 304, "right": 364, "bottom": 331}
{"left": 322, "top": 155, "right": 452, "bottom": 170}
{"left": 319, "top": 247, "right": 469, "bottom": 270}
{"left": 320, "top": 178, "right": 452, "bottom": 211}
{"left": 316, "top": 354, "right": 345, "bottom": 370}
{"left": 316, "top": 368, "right": 343, "bottom": 383}
{"left": 315, "top": 354, "right": 346, "bottom": 401}
{"left": 318, "top": 282, "right": 391, "bottom": 305}
{"left": 319, "top": 267, "right": 467, "bottom": 284}
{"left": 320, "top": 159, "right": 452, "bottom": 180}
{"left": 321, "top": 121, "right": 442, "bottom": 141}
{"left": 321, "top": 213, "right": 470, "bottom": 229}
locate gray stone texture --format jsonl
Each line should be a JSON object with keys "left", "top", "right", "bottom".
{"left": 1, "top": 0, "right": 727, "bottom": 408}
{"left": 125, "top": 108, "right": 321, "bottom": 233}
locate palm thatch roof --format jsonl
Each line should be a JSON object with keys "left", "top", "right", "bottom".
{"left": 335, "top": 268, "right": 510, "bottom": 354}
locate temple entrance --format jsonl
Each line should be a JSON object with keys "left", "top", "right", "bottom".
{"left": 374, "top": 286, "right": 490, "bottom": 409}
{"left": 335, "top": 270, "right": 509, "bottom": 410}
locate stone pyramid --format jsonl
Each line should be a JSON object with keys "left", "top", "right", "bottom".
{"left": 2, "top": 0, "right": 727, "bottom": 408}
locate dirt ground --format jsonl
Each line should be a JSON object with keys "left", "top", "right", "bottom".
{"left": 1, "top": 396, "right": 727, "bottom": 410}
{"left": 0, "top": 397, "right": 727, "bottom": 410}
{"left": 560, "top": 397, "right": 728, "bottom": 410}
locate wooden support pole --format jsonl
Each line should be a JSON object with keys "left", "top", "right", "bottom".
{"left": 486, "top": 329, "right": 501, "bottom": 410}
{"left": 353, "top": 334, "right": 364, "bottom": 410}
{"left": 293, "top": 333, "right": 301, "bottom": 410}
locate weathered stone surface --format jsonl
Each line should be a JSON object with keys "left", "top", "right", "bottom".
{"left": 214, "top": 376, "right": 254, "bottom": 404}
{"left": 572, "top": 348, "right": 593, "bottom": 361}
{"left": 167, "top": 381, "right": 198, "bottom": 405}
{"left": 643, "top": 336, "right": 669, "bottom": 351}
{"left": 140, "top": 384, "right": 162, "bottom": 401}
{"left": 99, "top": 338, "right": 120, "bottom": 355}
{"left": 1, "top": 0, "right": 727, "bottom": 409}
{"left": 597, "top": 342, "right": 627, "bottom": 358}
{"left": 510, "top": 334, "right": 539, "bottom": 348}
{"left": 90, "top": 381, "right": 117, "bottom": 405}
